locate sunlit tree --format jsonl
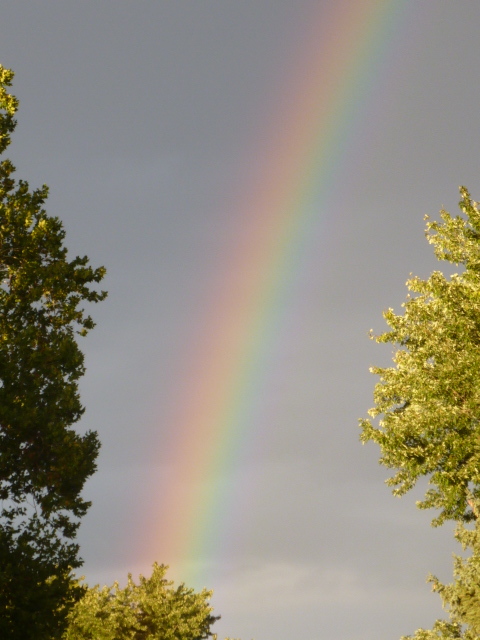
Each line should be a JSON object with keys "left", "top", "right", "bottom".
{"left": 361, "top": 188, "right": 480, "bottom": 638}
{"left": 64, "top": 563, "right": 220, "bottom": 640}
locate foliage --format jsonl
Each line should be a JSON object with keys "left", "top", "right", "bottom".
{"left": 0, "top": 65, "right": 106, "bottom": 637}
{"left": 64, "top": 563, "right": 221, "bottom": 640}
{"left": 361, "top": 188, "right": 480, "bottom": 639}
{"left": 400, "top": 517, "right": 480, "bottom": 640}
{"left": 428, "top": 516, "right": 480, "bottom": 636}
{"left": 360, "top": 188, "right": 480, "bottom": 527}
{"left": 400, "top": 620, "right": 470, "bottom": 640}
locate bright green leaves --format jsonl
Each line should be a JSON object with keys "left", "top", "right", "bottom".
{"left": 400, "top": 519, "right": 480, "bottom": 640}
{"left": 428, "top": 522, "right": 480, "bottom": 636}
{"left": 426, "top": 188, "right": 480, "bottom": 275}
{"left": 400, "top": 620, "right": 468, "bottom": 640}
{"left": 362, "top": 187, "right": 480, "bottom": 639}
{"left": 64, "top": 564, "right": 220, "bottom": 640}
{"left": 0, "top": 65, "right": 106, "bottom": 637}
{"left": 361, "top": 188, "right": 480, "bottom": 526}
{"left": 0, "top": 66, "right": 18, "bottom": 155}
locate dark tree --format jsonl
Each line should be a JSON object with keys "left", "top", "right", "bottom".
{"left": 0, "top": 65, "right": 106, "bottom": 638}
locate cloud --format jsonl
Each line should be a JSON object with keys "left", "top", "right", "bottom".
{"left": 210, "top": 558, "right": 437, "bottom": 612}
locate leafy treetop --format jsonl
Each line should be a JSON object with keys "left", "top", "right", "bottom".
{"left": 361, "top": 188, "right": 480, "bottom": 526}
{"left": 64, "top": 563, "right": 220, "bottom": 640}
{"left": 0, "top": 64, "right": 106, "bottom": 639}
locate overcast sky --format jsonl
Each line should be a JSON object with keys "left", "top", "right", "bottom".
{"left": 1, "top": 2, "right": 480, "bottom": 639}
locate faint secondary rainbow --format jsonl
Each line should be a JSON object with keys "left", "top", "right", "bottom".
{"left": 148, "top": 0, "right": 413, "bottom": 585}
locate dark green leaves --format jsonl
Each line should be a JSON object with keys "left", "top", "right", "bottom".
{"left": 0, "top": 64, "right": 106, "bottom": 637}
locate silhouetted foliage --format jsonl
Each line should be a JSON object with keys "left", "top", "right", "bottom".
{"left": 0, "top": 65, "right": 106, "bottom": 638}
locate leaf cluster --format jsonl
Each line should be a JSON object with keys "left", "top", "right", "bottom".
{"left": 361, "top": 188, "right": 480, "bottom": 639}
{"left": 0, "top": 523, "right": 85, "bottom": 640}
{"left": 64, "top": 563, "right": 220, "bottom": 640}
{"left": 361, "top": 188, "right": 480, "bottom": 526}
{"left": 0, "top": 64, "right": 106, "bottom": 636}
{"left": 429, "top": 516, "right": 480, "bottom": 636}
{"left": 400, "top": 516, "right": 480, "bottom": 640}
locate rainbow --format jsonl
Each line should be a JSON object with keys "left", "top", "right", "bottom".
{"left": 148, "top": 0, "right": 413, "bottom": 586}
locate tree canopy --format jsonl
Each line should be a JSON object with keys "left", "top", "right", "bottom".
{"left": 361, "top": 187, "right": 480, "bottom": 527}
{"left": 64, "top": 563, "right": 221, "bottom": 640}
{"left": 361, "top": 188, "right": 480, "bottom": 638}
{"left": 0, "top": 65, "right": 106, "bottom": 637}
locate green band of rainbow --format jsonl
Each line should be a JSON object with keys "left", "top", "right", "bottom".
{"left": 147, "top": 0, "right": 414, "bottom": 587}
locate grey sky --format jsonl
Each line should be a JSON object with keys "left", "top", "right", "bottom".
{"left": 1, "top": 2, "right": 480, "bottom": 639}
